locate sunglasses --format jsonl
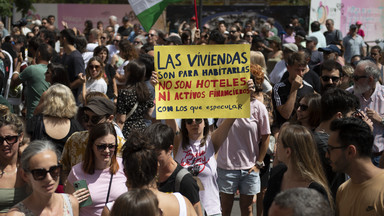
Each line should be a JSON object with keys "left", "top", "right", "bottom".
{"left": 146, "top": 34, "right": 156, "bottom": 37}
{"left": 100, "top": 36, "right": 106, "bottom": 40}
{"left": 133, "top": 41, "right": 141, "bottom": 45}
{"left": 29, "top": 164, "right": 61, "bottom": 181}
{"left": 89, "top": 65, "right": 100, "bottom": 70}
{"left": 83, "top": 114, "right": 107, "bottom": 125}
{"left": 185, "top": 119, "right": 203, "bottom": 125}
{"left": 298, "top": 104, "right": 309, "bottom": 111}
{"left": 230, "top": 31, "right": 237, "bottom": 33}
{"left": 96, "top": 144, "right": 116, "bottom": 151}
{"left": 113, "top": 40, "right": 120, "bottom": 43}
{"left": 353, "top": 75, "right": 368, "bottom": 81}
{"left": 321, "top": 76, "right": 340, "bottom": 82}
{"left": 0, "top": 135, "right": 19, "bottom": 145}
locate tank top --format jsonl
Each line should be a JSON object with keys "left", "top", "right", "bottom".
{"left": 173, "top": 192, "right": 187, "bottom": 216}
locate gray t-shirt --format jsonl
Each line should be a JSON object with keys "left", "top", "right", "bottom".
{"left": 324, "top": 29, "right": 343, "bottom": 45}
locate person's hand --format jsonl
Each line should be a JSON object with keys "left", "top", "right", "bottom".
{"left": 61, "top": 21, "right": 68, "bottom": 29}
{"left": 73, "top": 188, "right": 90, "bottom": 203}
{"left": 291, "top": 75, "right": 302, "bottom": 91}
{"left": 78, "top": 73, "right": 86, "bottom": 83}
{"left": 247, "top": 79, "right": 256, "bottom": 94}
{"left": 150, "top": 71, "right": 159, "bottom": 87}
{"left": 365, "top": 108, "right": 382, "bottom": 123}
{"left": 248, "top": 165, "right": 259, "bottom": 174}
{"left": 357, "top": 110, "right": 374, "bottom": 131}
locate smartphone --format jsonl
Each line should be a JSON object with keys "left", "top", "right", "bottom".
{"left": 74, "top": 180, "right": 92, "bottom": 208}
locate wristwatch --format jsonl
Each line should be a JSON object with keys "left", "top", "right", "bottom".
{"left": 256, "top": 161, "right": 265, "bottom": 169}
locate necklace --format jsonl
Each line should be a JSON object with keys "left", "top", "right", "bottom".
{"left": 0, "top": 167, "right": 18, "bottom": 176}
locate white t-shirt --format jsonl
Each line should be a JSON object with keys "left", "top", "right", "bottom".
{"left": 86, "top": 78, "right": 107, "bottom": 94}
{"left": 175, "top": 136, "right": 221, "bottom": 215}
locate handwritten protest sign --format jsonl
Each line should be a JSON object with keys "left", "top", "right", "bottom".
{"left": 154, "top": 44, "right": 250, "bottom": 119}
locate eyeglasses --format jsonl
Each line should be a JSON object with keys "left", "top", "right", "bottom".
{"left": 321, "top": 76, "right": 340, "bottom": 82}
{"left": 353, "top": 75, "right": 368, "bottom": 81}
{"left": 96, "top": 144, "right": 116, "bottom": 151}
{"left": 29, "top": 165, "right": 61, "bottom": 181}
{"left": 89, "top": 65, "right": 101, "bottom": 70}
{"left": 298, "top": 104, "right": 309, "bottom": 111}
{"left": 185, "top": 119, "right": 203, "bottom": 125}
{"left": 327, "top": 145, "right": 347, "bottom": 154}
{"left": 0, "top": 135, "right": 19, "bottom": 145}
{"left": 352, "top": 109, "right": 364, "bottom": 119}
{"left": 83, "top": 114, "right": 107, "bottom": 125}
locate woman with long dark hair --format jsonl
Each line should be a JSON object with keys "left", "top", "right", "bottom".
{"left": 116, "top": 60, "right": 154, "bottom": 138}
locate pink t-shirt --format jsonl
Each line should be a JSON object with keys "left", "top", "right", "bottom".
{"left": 67, "top": 157, "right": 127, "bottom": 216}
{"left": 217, "top": 99, "right": 271, "bottom": 170}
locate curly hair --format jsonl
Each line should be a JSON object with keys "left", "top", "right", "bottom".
{"left": 41, "top": 84, "right": 78, "bottom": 118}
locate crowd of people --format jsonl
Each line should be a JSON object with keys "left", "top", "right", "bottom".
{"left": 0, "top": 12, "right": 383, "bottom": 216}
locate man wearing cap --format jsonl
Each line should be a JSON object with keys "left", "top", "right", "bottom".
{"left": 343, "top": 24, "right": 366, "bottom": 64}
{"left": 356, "top": 21, "right": 365, "bottom": 38}
{"left": 308, "top": 21, "right": 326, "bottom": 49}
{"left": 306, "top": 36, "right": 323, "bottom": 69}
{"left": 294, "top": 30, "right": 306, "bottom": 50}
{"left": 117, "top": 16, "right": 133, "bottom": 37}
{"left": 324, "top": 19, "right": 343, "bottom": 45}
{"left": 273, "top": 52, "right": 314, "bottom": 127}
{"left": 269, "top": 43, "right": 298, "bottom": 85}
{"left": 313, "top": 44, "right": 342, "bottom": 76}
{"left": 61, "top": 96, "right": 125, "bottom": 184}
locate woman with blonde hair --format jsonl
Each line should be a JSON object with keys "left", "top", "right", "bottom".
{"left": 30, "top": 84, "right": 83, "bottom": 153}
{"left": 250, "top": 51, "right": 272, "bottom": 95}
{"left": 263, "top": 123, "right": 333, "bottom": 215}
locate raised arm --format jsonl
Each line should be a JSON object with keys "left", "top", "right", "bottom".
{"left": 165, "top": 119, "right": 182, "bottom": 156}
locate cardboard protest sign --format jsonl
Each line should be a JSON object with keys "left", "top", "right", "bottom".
{"left": 154, "top": 44, "right": 250, "bottom": 119}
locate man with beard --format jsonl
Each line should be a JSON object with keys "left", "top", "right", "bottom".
{"left": 320, "top": 60, "right": 343, "bottom": 94}
{"left": 352, "top": 60, "right": 384, "bottom": 166}
{"left": 227, "top": 25, "right": 241, "bottom": 44}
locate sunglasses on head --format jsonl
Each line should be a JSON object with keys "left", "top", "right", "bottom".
{"left": 185, "top": 119, "right": 203, "bottom": 125}
{"left": 0, "top": 135, "right": 19, "bottom": 145}
{"left": 29, "top": 164, "right": 61, "bottom": 181}
{"left": 321, "top": 76, "right": 340, "bottom": 82}
{"left": 83, "top": 114, "right": 107, "bottom": 125}
{"left": 89, "top": 65, "right": 100, "bottom": 70}
{"left": 298, "top": 104, "right": 309, "bottom": 111}
{"left": 96, "top": 144, "right": 116, "bottom": 151}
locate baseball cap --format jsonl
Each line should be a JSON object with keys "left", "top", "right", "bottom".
{"left": 295, "top": 30, "right": 306, "bottom": 39}
{"left": 356, "top": 21, "right": 362, "bottom": 25}
{"left": 350, "top": 24, "right": 357, "bottom": 30}
{"left": 165, "top": 35, "right": 182, "bottom": 45}
{"left": 266, "top": 36, "right": 281, "bottom": 44}
{"left": 306, "top": 36, "right": 318, "bottom": 44}
{"left": 122, "top": 16, "right": 129, "bottom": 22}
{"left": 283, "top": 43, "right": 298, "bottom": 52}
{"left": 318, "top": 44, "right": 341, "bottom": 55}
{"left": 85, "top": 97, "right": 115, "bottom": 116}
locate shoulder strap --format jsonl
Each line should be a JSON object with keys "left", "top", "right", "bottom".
{"left": 126, "top": 102, "right": 138, "bottom": 119}
{"left": 62, "top": 193, "right": 73, "bottom": 216}
{"left": 174, "top": 168, "right": 189, "bottom": 192}
{"left": 105, "top": 173, "right": 114, "bottom": 204}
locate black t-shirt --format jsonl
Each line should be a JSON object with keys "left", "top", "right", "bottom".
{"left": 280, "top": 70, "right": 321, "bottom": 93}
{"left": 272, "top": 79, "right": 314, "bottom": 127}
{"left": 263, "top": 164, "right": 328, "bottom": 216}
{"left": 158, "top": 163, "right": 200, "bottom": 205}
{"left": 117, "top": 26, "right": 133, "bottom": 37}
{"left": 61, "top": 50, "right": 84, "bottom": 97}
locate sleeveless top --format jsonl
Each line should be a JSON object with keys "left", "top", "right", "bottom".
{"left": 12, "top": 193, "right": 73, "bottom": 216}
{"left": 0, "top": 186, "right": 29, "bottom": 213}
{"left": 173, "top": 192, "right": 187, "bottom": 216}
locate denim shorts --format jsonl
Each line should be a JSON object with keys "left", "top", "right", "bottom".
{"left": 217, "top": 168, "right": 261, "bottom": 195}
